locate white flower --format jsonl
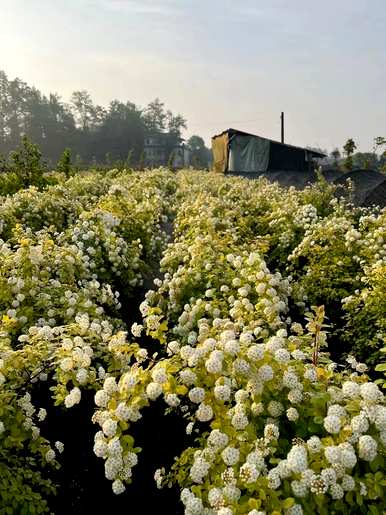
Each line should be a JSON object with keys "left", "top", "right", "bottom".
{"left": 95, "top": 390, "right": 110, "bottom": 408}
{"left": 165, "top": 393, "right": 180, "bottom": 407}
{"left": 103, "top": 377, "right": 118, "bottom": 394}
{"left": 167, "top": 340, "right": 180, "bottom": 355}
{"left": 283, "top": 371, "right": 299, "bottom": 389}
{"left": 325, "top": 446, "right": 341, "bottom": 465}
{"left": 189, "top": 387, "right": 205, "bottom": 404}
{"left": 208, "top": 429, "right": 229, "bottom": 448}
{"left": 360, "top": 482, "right": 367, "bottom": 496}
{"left": 185, "top": 496, "right": 203, "bottom": 513}
{"left": 64, "top": 387, "right": 81, "bottom": 408}
{"left": 217, "top": 509, "right": 233, "bottom": 515}
{"left": 267, "top": 469, "right": 281, "bottom": 489}
{"left": 186, "top": 422, "right": 194, "bottom": 435}
{"left": 291, "top": 480, "right": 307, "bottom": 497}
{"left": 131, "top": 322, "right": 143, "bottom": 337}
{"left": 358, "top": 435, "right": 377, "bottom": 462}
{"left": 287, "top": 504, "right": 303, "bottom": 515}
{"left": 102, "top": 418, "right": 117, "bottom": 438}
{"left": 247, "top": 345, "right": 264, "bottom": 361}
{"left": 310, "top": 475, "right": 328, "bottom": 494}
{"left": 196, "top": 403, "right": 213, "bottom": 422}
{"left": 356, "top": 362, "right": 368, "bottom": 373}
{"left": 330, "top": 483, "right": 344, "bottom": 499}
{"left": 179, "top": 369, "right": 197, "bottom": 385}
{"left": 360, "top": 382, "right": 381, "bottom": 403}
{"left": 274, "top": 348, "right": 290, "bottom": 363}
{"left": 154, "top": 468, "right": 164, "bottom": 489}
{"left": 327, "top": 404, "right": 346, "bottom": 418}
{"left": 307, "top": 436, "right": 322, "bottom": 453}
{"left": 324, "top": 415, "right": 341, "bottom": 434}
{"left": 214, "top": 384, "right": 231, "bottom": 402}
{"left": 375, "top": 406, "right": 386, "bottom": 431}
{"left": 304, "top": 367, "right": 317, "bottom": 382}
{"left": 146, "top": 382, "right": 163, "bottom": 400}
{"left": 287, "top": 407, "right": 299, "bottom": 421}
{"left": 288, "top": 389, "right": 303, "bottom": 404}
{"left": 222, "top": 446, "right": 240, "bottom": 466}
{"left": 342, "top": 381, "right": 360, "bottom": 399}
{"left": 341, "top": 474, "right": 355, "bottom": 491}
{"left": 239, "top": 462, "right": 259, "bottom": 483}
{"left": 151, "top": 367, "right": 168, "bottom": 384}
{"left": 258, "top": 364, "right": 274, "bottom": 382}
{"left": 45, "top": 449, "right": 56, "bottom": 462}
{"left": 291, "top": 349, "right": 306, "bottom": 360}
{"left": 37, "top": 408, "right": 47, "bottom": 421}
{"left": 264, "top": 423, "right": 279, "bottom": 440}
{"left": 190, "top": 457, "right": 210, "bottom": 483}
{"left": 351, "top": 414, "right": 369, "bottom": 434}
{"left": 112, "top": 479, "right": 126, "bottom": 495}
{"left": 223, "top": 484, "right": 240, "bottom": 502}
{"left": 205, "top": 358, "right": 222, "bottom": 374}
{"left": 115, "top": 402, "right": 131, "bottom": 421}
{"left": 321, "top": 467, "right": 337, "bottom": 485}
{"left": 231, "top": 412, "right": 249, "bottom": 430}
{"left": 224, "top": 339, "right": 240, "bottom": 355}
{"left": 268, "top": 401, "right": 284, "bottom": 417}
{"left": 94, "top": 440, "right": 108, "bottom": 458}
{"left": 287, "top": 445, "right": 308, "bottom": 473}
{"left": 208, "top": 487, "right": 223, "bottom": 506}
{"left": 76, "top": 368, "right": 88, "bottom": 384}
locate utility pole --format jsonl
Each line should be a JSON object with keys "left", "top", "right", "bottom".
{"left": 281, "top": 112, "right": 284, "bottom": 143}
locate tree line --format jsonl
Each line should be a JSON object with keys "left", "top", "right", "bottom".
{"left": 0, "top": 70, "right": 210, "bottom": 168}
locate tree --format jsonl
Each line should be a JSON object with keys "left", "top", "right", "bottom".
{"left": 374, "top": 137, "right": 386, "bottom": 172}
{"left": 373, "top": 136, "right": 386, "bottom": 154}
{"left": 70, "top": 90, "right": 104, "bottom": 132}
{"left": 343, "top": 138, "right": 357, "bottom": 171}
{"left": 143, "top": 98, "right": 166, "bottom": 133}
{"left": 57, "top": 148, "right": 72, "bottom": 177}
{"left": 9, "top": 136, "right": 46, "bottom": 187}
{"left": 352, "top": 152, "right": 378, "bottom": 170}
{"left": 166, "top": 110, "right": 187, "bottom": 137}
{"left": 0, "top": 70, "right": 190, "bottom": 168}
{"left": 93, "top": 100, "right": 145, "bottom": 163}
{"left": 187, "top": 135, "right": 211, "bottom": 169}
{"left": 330, "top": 148, "right": 341, "bottom": 167}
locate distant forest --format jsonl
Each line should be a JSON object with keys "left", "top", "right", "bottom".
{"left": 0, "top": 70, "right": 210, "bottom": 167}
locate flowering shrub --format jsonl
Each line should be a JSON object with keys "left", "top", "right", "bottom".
{"left": 90, "top": 172, "right": 386, "bottom": 514}
{"left": 1, "top": 169, "right": 385, "bottom": 513}
{"left": 0, "top": 169, "right": 176, "bottom": 511}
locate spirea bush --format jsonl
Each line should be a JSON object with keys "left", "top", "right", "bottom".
{"left": 0, "top": 169, "right": 176, "bottom": 512}
{"left": 1, "top": 169, "right": 385, "bottom": 513}
{"left": 89, "top": 172, "right": 386, "bottom": 514}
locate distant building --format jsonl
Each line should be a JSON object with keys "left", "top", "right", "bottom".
{"left": 143, "top": 132, "right": 189, "bottom": 168}
{"left": 212, "top": 128, "right": 325, "bottom": 174}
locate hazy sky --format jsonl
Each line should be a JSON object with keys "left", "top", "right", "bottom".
{"left": 1, "top": 0, "right": 385, "bottom": 152}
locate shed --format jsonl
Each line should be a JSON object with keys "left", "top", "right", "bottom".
{"left": 212, "top": 128, "right": 325, "bottom": 174}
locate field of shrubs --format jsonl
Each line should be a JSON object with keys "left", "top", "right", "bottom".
{"left": 0, "top": 168, "right": 385, "bottom": 514}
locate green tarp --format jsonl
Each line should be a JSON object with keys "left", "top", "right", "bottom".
{"left": 228, "top": 134, "right": 270, "bottom": 173}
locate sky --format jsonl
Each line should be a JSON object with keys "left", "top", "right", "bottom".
{"left": 1, "top": 0, "right": 385, "bottom": 152}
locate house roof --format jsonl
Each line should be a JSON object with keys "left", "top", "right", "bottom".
{"left": 212, "top": 128, "right": 326, "bottom": 158}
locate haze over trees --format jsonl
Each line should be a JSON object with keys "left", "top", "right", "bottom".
{"left": 0, "top": 70, "right": 208, "bottom": 167}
